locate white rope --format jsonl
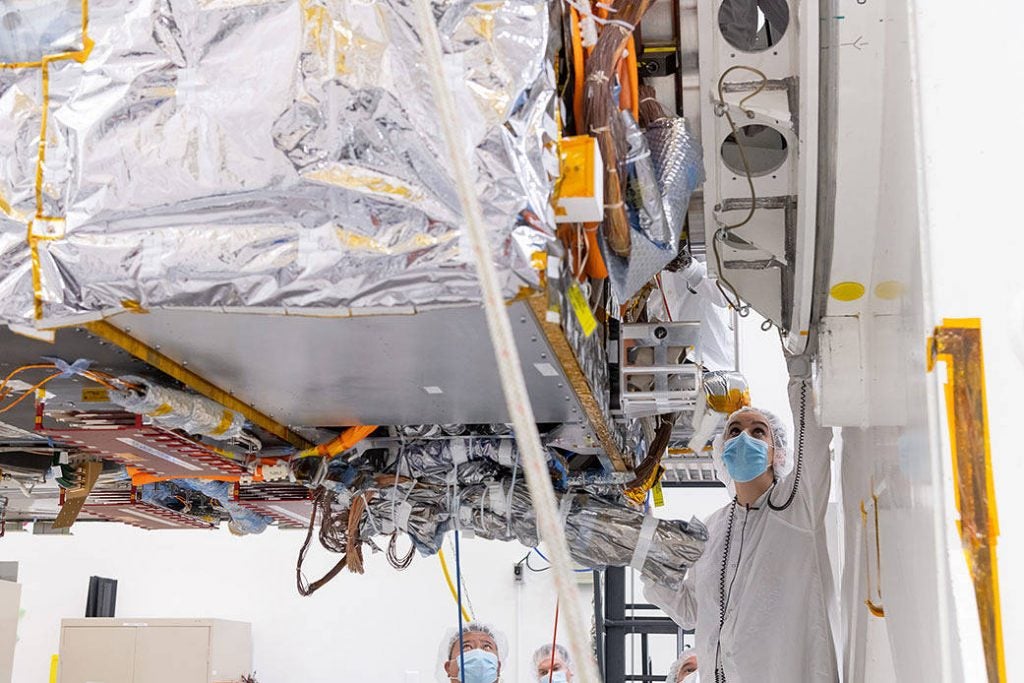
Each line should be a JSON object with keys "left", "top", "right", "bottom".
{"left": 410, "top": 2, "right": 602, "bottom": 680}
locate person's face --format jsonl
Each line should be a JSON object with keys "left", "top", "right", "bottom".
{"left": 675, "top": 655, "right": 698, "bottom": 682}
{"left": 536, "top": 652, "right": 573, "bottom": 681}
{"left": 725, "top": 411, "right": 774, "bottom": 463}
{"left": 445, "top": 631, "right": 501, "bottom": 681}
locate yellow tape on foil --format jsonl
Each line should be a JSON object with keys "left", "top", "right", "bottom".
{"left": 567, "top": 282, "right": 597, "bottom": 337}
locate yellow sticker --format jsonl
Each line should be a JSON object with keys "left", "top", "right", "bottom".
{"left": 567, "top": 283, "right": 597, "bottom": 337}
{"left": 80, "top": 388, "right": 110, "bottom": 403}
{"left": 652, "top": 481, "right": 665, "bottom": 507}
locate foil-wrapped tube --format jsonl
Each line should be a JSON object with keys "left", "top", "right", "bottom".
{"left": 560, "top": 491, "right": 707, "bottom": 591}
{"left": 111, "top": 376, "right": 246, "bottom": 441}
{"left": 645, "top": 117, "right": 705, "bottom": 235}
{"left": 364, "top": 481, "right": 451, "bottom": 555}
{"left": 601, "top": 111, "right": 682, "bottom": 303}
{"left": 0, "top": 0, "right": 558, "bottom": 327}
{"left": 399, "top": 438, "right": 565, "bottom": 486}
{"left": 357, "top": 477, "right": 707, "bottom": 590}
{"left": 622, "top": 112, "right": 671, "bottom": 247}
{"left": 456, "top": 480, "right": 540, "bottom": 547}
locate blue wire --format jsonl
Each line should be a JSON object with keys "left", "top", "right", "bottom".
{"left": 532, "top": 547, "right": 594, "bottom": 573}
{"left": 455, "top": 529, "right": 466, "bottom": 683}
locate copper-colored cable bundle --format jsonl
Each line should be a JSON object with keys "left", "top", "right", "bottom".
{"left": 623, "top": 412, "right": 677, "bottom": 500}
{"left": 638, "top": 83, "right": 668, "bottom": 127}
{"left": 344, "top": 491, "right": 374, "bottom": 575}
{"left": 583, "top": 0, "right": 654, "bottom": 258}
{"left": 296, "top": 488, "right": 349, "bottom": 596}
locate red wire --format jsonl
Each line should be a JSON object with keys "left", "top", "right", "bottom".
{"left": 548, "top": 600, "right": 560, "bottom": 683}
{"left": 656, "top": 274, "right": 673, "bottom": 322}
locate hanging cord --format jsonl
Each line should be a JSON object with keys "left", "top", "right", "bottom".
{"left": 548, "top": 600, "right": 561, "bottom": 683}
{"left": 455, "top": 528, "right": 467, "bottom": 683}
{"left": 439, "top": 548, "right": 474, "bottom": 623}
{"left": 410, "top": 2, "right": 601, "bottom": 680}
{"left": 714, "top": 500, "right": 750, "bottom": 683}
{"left": 767, "top": 380, "right": 807, "bottom": 511}
{"left": 710, "top": 65, "right": 768, "bottom": 316}
{"left": 531, "top": 547, "right": 594, "bottom": 573}
{"left": 296, "top": 488, "right": 349, "bottom": 596}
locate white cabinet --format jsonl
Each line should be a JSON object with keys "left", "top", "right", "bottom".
{"left": 0, "top": 581, "right": 19, "bottom": 683}
{"left": 58, "top": 619, "right": 251, "bottom": 683}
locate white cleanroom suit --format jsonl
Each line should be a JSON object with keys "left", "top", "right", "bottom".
{"left": 644, "top": 377, "right": 839, "bottom": 682}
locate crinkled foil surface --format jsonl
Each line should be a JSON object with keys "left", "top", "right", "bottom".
{"left": 0, "top": 0, "right": 557, "bottom": 326}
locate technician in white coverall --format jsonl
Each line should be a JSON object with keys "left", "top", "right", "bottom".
{"left": 644, "top": 375, "right": 838, "bottom": 682}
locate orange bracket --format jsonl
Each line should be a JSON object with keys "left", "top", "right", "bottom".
{"left": 929, "top": 319, "right": 1005, "bottom": 683}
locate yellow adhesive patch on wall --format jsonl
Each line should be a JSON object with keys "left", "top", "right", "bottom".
{"left": 875, "top": 280, "right": 905, "bottom": 300}
{"left": 830, "top": 281, "right": 866, "bottom": 302}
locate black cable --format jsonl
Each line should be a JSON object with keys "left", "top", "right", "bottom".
{"left": 714, "top": 500, "right": 736, "bottom": 683}
{"left": 525, "top": 552, "right": 551, "bottom": 573}
{"left": 767, "top": 381, "right": 808, "bottom": 511}
{"left": 714, "top": 499, "right": 751, "bottom": 683}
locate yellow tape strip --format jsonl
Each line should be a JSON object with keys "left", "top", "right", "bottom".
{"left": 931, "top": 319, "right": 1005, "bottom": 683}
{"left": 210, "top": 410, "right": 235, "bottom": 436}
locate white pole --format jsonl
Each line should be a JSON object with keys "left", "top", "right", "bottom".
{"left": 410, "top": 2, "right": 602, "bottom": 681}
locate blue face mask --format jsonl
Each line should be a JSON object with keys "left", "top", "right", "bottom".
{"left": 538, "top": 672, "right": 569, "bottom": 683}
{"left": 722, "top": 431, "right": 770, "bottom": 483}
{"left": 456, "top": 649, "right": 500, "bottom": 683}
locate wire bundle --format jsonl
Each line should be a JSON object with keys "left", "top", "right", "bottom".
{"left": 583, "top": 0, "right": 655, "bottom": 257}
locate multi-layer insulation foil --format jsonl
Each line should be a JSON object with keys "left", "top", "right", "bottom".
{"left": 0, "top": 0, "right": 557, "bottom": 326}
{"left": 111, "top": 376, "right": 247, "bottom": 440}
{"left": 366, "top": 479, "right": 707, "bottom": 590}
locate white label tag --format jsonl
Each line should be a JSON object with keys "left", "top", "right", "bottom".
{"left": 450, "top": 441, "right": 469, "bottom": 465}
{"left": 487, "top": 482, "right": 507, "bottom": 516}
{"left": 497, "top": 440, "right": 514, "bottom": 467}
{"left": 395, "top": 501, "right": 413, "bottom": 531}
{"left": 534, "top": 362, "right": 559, "bottom": 377}
{"left": 261, "top": 463, "right": 290, "bottom": 481}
